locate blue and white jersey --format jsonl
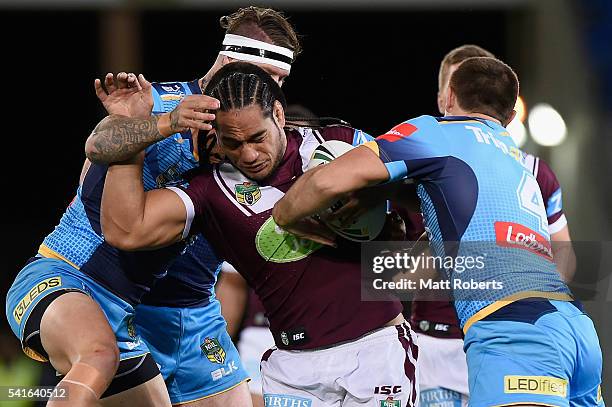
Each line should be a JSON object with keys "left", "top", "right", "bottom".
{"left": 40, "top": 79, "right": 221, "bottom": 306}
{"left": 366, "top": 115, "right": 572, "bottom": 331}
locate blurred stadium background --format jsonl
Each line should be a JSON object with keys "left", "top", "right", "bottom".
{"left": 0, "top": 0, "right": 610, "bottom": 405}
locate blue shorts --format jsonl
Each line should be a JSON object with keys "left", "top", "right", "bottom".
{"left": 5, "top": 258, "right": 150, "bottom": 362}
{"left": 464, "top": 299, "right": 604, "bottom": 407}
{"left": 135, "top": 300, "right": 249, "bottom": 404}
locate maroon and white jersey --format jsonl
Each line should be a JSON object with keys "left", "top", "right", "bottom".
{"left": 243, "top": 289, "right": 268, "bottom": 329}
{"left": 174, "top": 126, "right": 402, "bottom": 350}
{"left": 410, "top": 153, "right": 567, "bottom": 337}
{"left": 523, "top": 153, "right": 566, "bottom": 234}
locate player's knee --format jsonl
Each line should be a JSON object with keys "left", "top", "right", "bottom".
{"left": 80, "top": 340, "right": 120, "bottom": 377}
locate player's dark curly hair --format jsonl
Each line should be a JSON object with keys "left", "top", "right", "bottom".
{"left": 205, "top": 62, "right": 287, "bottom": 120}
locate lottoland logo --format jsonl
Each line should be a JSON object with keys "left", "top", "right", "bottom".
{"left": 495, "top": 221, "right": 553, "bottom": 260}
{"left": 256, "top": 217, "right": 321, "bottom": 263}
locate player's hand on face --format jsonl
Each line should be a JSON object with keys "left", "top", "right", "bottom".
{"left": 166, "top": 95, "right": 220, "bottom": 134}
{"left": 95, "top": 72, "right": 153, "bottom": 118}
{"left": 281, "top": 217, "right": 337, "bottom": 248}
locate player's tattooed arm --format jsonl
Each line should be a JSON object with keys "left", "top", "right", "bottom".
{"left": 85, "top": 94, "right": 220, "bottom": 164}
{"left": 84, "top": 113, "right": 187, "bottom": 163}
{"left": 85, "top": 114, "right": 165, "bottom": 164}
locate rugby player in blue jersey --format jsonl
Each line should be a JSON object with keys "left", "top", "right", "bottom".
{"left": 408, "top": 44, "right": 578, "bottom": 407}
{"left": 273, "top": 57, "right": 604, "bottom": 407}
{"left": 5, "top": 7, "right": 300, "bottom": 407}
{"left": 86, "top": 7, "right": 301, "bottom": 406}
{"left": 5, "top": 73, "right": 183, "bottom": 407}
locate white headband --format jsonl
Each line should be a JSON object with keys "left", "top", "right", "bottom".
{"left": 219, "top": 34, "right": 294, "bottom": 72}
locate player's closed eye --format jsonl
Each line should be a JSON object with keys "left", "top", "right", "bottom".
{"left": 223, "top": 138, "right": 241, "bottom": 150}
{"left": 252, "top": 133, "right": 266, "bottom": 143}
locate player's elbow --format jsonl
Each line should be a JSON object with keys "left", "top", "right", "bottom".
{"left": 104, "top": 232, "right": 135, "bottom": 251}
{"left": 103, "top": 225, "right": 149, "bottom": 251}
{"left": 84, "top": 134, "right": 111, "bottom": 165}
{"left": 84, "top": 115, "right": 119, "bottom": 164}
{"left": 84, "top": 136, "right": 102, "bottom": 163}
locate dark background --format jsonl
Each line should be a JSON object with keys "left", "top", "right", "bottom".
{"left": 0, "top": 7, "right": 508, "bottom": 276}
{"left": 0, "top": 1, "right": 610, "bottom": 402}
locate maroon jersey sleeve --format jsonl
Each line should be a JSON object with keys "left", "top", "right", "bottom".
{"left": 535, "top": 157, "right": 566, "bottom": 234}
{"left": 168, "top": 172, "right": 212, "bottom": 237}
{"left": 315, "top": 125, "right": 371, "bottom": 145}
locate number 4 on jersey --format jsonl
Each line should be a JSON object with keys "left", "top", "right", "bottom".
{"left": 517, "top": 172, "right": 549, "bottom": 235}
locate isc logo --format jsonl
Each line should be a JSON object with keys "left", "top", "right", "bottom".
{"left": 374, "top": 385, "right": 402, "bottom": 395}
{"left": 293, "top": 333, "right": 305, "bottom": 341}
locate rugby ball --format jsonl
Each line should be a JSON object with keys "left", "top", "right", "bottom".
{"left": 307, "top": 140, "right": 386, "bottom": 242}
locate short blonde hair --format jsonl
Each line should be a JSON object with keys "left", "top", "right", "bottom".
{"left": 438, "top": 44, "right": 495, "bottom": 90}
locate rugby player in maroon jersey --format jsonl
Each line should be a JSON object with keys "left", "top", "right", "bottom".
{"left": 97, "top": 62, "right": 419, "bottom": 407}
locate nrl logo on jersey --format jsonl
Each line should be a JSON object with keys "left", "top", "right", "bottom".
{"left": 201, "top": 338, "right": 226, "bottom": 364}
{"left": 126, "top": 316, "right": 137, "bottom": 340}
{"left": 235, "top": 182, "right": 261, "bottom": 206}
{"left": 379, "top": 397, "right": 401, "bottom": 407}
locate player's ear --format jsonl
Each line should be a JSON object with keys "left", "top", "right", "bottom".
{"left": 437, "top": 90, "right": 445, "bottom": 115}
{"left": 273, "top": 100, "right": 285, "bottom": 128}
{"left": 445, "top": 85, "right": 456, "bottom": 114}
{"left": 220, "top": 55, "right": 232, "bottom": 66}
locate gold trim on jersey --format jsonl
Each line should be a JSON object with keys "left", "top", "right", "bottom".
{"left": 463, "top": 291, "right": 574, "bottom": 334}
{"left": 363, "top": 141, "right": 380, "bottom": 156}
{"left": 597, "top": 385, "right": 602, "bottom": 402}
{"left": 438, "top": 119, "right": 484, "bottom": 125}
{"left": 38, "top": 244, "right": 80, "bottom": 270}
{"left": 488, "top": 402, "right": 564, "bottom": 407}
{"left": 160, "top": 94, "right": 183, "bottom": 101}
{"left": 24, "top": 345, "right": 48, "bottom": 362}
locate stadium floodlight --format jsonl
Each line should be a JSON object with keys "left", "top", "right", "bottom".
{"left": 507, "top": 116, "right": 527, "bottom": 147}
{"left": 515, "top": 95, "right": 527, "bottom": 123}
{"left": 528, "top": 103, "right": 567, "bottom": 146}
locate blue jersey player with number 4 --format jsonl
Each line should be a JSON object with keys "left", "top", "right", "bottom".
{"left": 273, "top": 57, "right": 604, "bottom": 407}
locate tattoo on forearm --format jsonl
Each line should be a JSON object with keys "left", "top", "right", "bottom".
{"left": 169, "top": 108, "right": 180, "bottom": 134}
{"left": 87, "top": 115, "right": 164, "bottom": 163}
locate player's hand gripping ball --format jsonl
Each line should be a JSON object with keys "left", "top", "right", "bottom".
{"left": 306, "top": 140, "right": 386, "bottom": 241}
